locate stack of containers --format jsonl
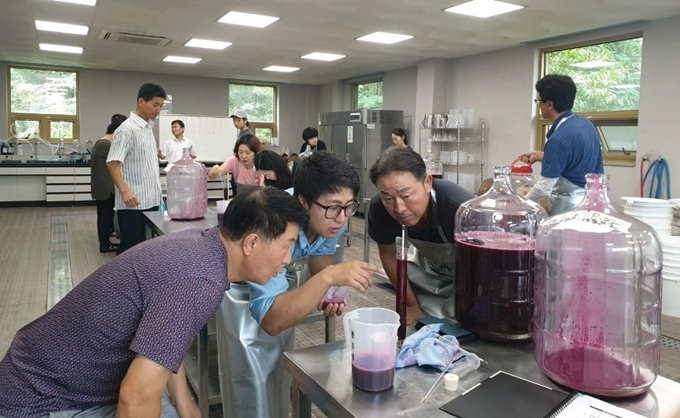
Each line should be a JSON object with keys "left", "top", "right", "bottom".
{"left": 620, "top": 197, "right": 672, "bottom": 236}
{"left": 661, "top": 236, "right": 680, "bottom": 317}
{"left": 669, "top": 199, "right": 680, "bottom": 235}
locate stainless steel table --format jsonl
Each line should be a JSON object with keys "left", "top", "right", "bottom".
{"left": 284, "top": 339, "right": 680, "bottom": 418}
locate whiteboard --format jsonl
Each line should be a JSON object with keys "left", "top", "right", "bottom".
{"left": 158, "top": 114, "right": 235, "bottom": 163}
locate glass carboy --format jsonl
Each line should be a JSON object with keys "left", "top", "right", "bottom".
{"left": 534, "top": 173, "right": 662, "bottom": 397}
{"left": 423, "top": 139, "right": 443, "bottom": 179}
{"left": 454, "top": 166, "right": 547, "bottom": 342}
{"left": 167, "top": 148, "right": 208, "bottom": 220}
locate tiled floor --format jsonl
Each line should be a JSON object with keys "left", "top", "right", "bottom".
{"left": 0, "top": 206, "right": 679, "bottom": 418}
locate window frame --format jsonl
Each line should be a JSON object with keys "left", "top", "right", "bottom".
{"left": 535, "top": 33, "right": 642, "bottom": 166}
{"left": 228, "top": 82, "right": 278, "bottom": 145}
{"left": 7, "top": 65, "right": 80, "bottom": 144}
{"left": 351, "top": 78, "right": 383, "bottom": 110}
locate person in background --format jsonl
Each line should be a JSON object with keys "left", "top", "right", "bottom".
{"left": 368, "top": 146, "right": 474, "bottom": 323}
{"left": 106, "top": 83, "right": 166, "bottom": 255}
{"left": 520, "top": 74, "right": 604, "bottom": 216}
{"left": 91, "top": 114, "right": 127, "bottom": 253}
{"left": 249, "top": 151, "right": 382, "bottom": 336}
{"left": 230, "top": 109, "right": 252, "bottom": 140}
{"left": 0, "top": 187, "right": 309, "bottom": 418}
{"left": 157, "top": 119, "right": 195, "bottom": 163}
{"left": 391, "top": 128, "right": 409, "bottom": 148}
{"left": 254, "top": 149, "right": 293, "bottom": 189}
{"left": 299, "top": 127, "right": 327, "bottom": 153}
{"left": 208, "top": 134, "right": 264, "bottom": 196}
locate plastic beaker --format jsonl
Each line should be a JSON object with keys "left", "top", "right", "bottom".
{"left": 321, "top": 286, "right": 347, "bottom": 309}
{"left": 344, "top": 308, "right": 400, "bottom": 392}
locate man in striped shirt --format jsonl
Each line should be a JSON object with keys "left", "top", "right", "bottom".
{"left": 107, "top": 83, "right": 166, "bottom": 254}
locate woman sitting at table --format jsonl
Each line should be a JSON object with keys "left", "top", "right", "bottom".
{"left": 254, "top": 150, "right": 293, "bottom": 190}
{"left": 209, "top": 134, "right": 264, "bottom": 196}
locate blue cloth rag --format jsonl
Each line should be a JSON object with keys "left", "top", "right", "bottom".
{"left": 396, "top": 323, "right": 466, "bottom": 372}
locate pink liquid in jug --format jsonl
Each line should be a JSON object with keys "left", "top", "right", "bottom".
{"left": 455, "top": 230, "right": 535, "bottom": 342}
{"left": 430, "top": 172, "right": 443, "bottom": 179}
{"left": 352, "top": 355, "right": 395, "bottom": 392}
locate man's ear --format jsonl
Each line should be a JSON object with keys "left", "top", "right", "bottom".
{"left": 424, "top": 174, "right": 433, "bottom": 193}
{"left": 298, "top": 195, "right": 309, "bottom": 210}
{"left": 242, "top": 233, "right": 258, "bottom": 256}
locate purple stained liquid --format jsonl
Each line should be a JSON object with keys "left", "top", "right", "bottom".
{"left": 430, "top": 173, "right": 443, "bottom": 179}
{"left": 321, "top": 294, "right": 345, "bottom": 310}
{"left": 352, "top": 355, "right": 395, "bottom": 392}
{"left": 396, "top": 255, "right": 408, "bottom": 341}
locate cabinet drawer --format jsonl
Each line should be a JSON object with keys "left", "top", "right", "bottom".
{"left": 47, "top": 185, "right": 75, "bottom": 193}
{"left": 17, "top": 167, "right": 47, "bottom": 175}
{"left": 47, "top": 194, "right": 74, "bottom": 202}
{"left": 46, "top": 167, "right": 75, "bottom": 175}
{"left": 74, "top": 167, "right": 90, "bottom": 175}
{"left": 46, "top": 176, "right": 75, "bottom": 184}
{"left": 0, "top": 167, "right": 18, "bottom": 175}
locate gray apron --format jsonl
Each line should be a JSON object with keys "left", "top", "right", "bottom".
{"left": 403, "top": 194, "right": 456, "bottom": 319}
{"left": 548, "top": 176, "right": 585, "bottom": 216}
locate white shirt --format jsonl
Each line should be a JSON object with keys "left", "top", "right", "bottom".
{"left": 163, "top": 137, "right": 194, "bottom": 164}
{"left": 107, "top": 112, "right": 162, "bottom": 210}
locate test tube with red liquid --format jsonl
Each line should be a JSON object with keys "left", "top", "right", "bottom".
{"left": 396, "top": 233, "right": 408, "bottom": 341}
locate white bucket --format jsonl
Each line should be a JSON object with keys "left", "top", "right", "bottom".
{"left": 662, "top": 277, "right": 680, "bottom": 318}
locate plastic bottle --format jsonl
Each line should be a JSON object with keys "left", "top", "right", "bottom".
{"left": 166, "top": 148, "right": 207, "bottom": 220}
{"left": 454, "top": 166, "right": 547, "bottom": 342}
{"left": 534, "top": 173, "right": 662, "bottom": 397}
{"left": 509, "top": 157, "right": 537, "bottom": 198}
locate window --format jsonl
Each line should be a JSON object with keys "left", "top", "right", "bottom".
{"left": 538, "top": 35, "right": 642, "bottom": 165}
{"left": 352, "top": 80, "right": 383, "bottom": 110}
{"left": 228, "top": 83, "right": 277, "bottom": 145}
{"left": 9, "top": 66, "right": 79, "bottom": 143}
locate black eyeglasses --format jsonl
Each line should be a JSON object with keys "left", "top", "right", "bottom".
{"left": 312, "top": 200, "right": 360, "bottom": 219}
{"left": 533, "top": 98, "right": 543, "bottom": 104}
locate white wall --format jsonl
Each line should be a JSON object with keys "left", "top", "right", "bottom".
{"left": 0, "top": 63, "right": 6, "bottom": 139}
{"left": 277, "top": 83, "right": 320, "bottom": 150}
{"left": 383, "top": 66, "right": 418, "bottom": 146}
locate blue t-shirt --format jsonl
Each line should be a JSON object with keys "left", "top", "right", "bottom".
{"left": 248, "top": 223, "right": 347, "bottom": 324}
{"left": 541, "top": 111, "right": 604, "bottom": 188}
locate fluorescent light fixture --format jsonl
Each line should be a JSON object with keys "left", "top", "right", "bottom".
{"left": 263, "top": 66, "right": 300, "bottom": 73}
{"left": 356, "top": 31, "right": 413, "bottom": 45}
{"left": 611, "top": 84, "right": 639, "bottom": 89}
{"left": 301, "top": 52, "right": 346, "bottom": 62}
{"left": 218, "top": 11, "right": 279, "bottom": 28}
{"left": 445, "top": 0, "right": 525, "bottom": 18}
{"left": 163, "top": 56, "right": 202, "bottom": 64}
{"left": 185, "top": 39, "right": 232, "bottom": 50}
{"left": 35, "top": 20, "right": 89, "bottom": 35}
{"left": 39, "top": 43, "right": 83, "bottom": 54}
{"left": 570, "top": 60, "right": 616, "bottom": 69}
{"left": 54, "top": 0, "right": 97, "bottom": 5}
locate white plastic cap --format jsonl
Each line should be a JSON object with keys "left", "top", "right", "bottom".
{"left": 444, "top": 373, "right": 459, "bottom": 392}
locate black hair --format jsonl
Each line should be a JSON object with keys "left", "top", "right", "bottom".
{"left": 220, "top": 187, "right": 308, "bottom": 241}
{"left": 137, "top": 83, "right": 167, "bottom": 102}
{"left": 302, "top": 127, "right": 319, "bottom": 142}
{"left": 369, "top": 146, "right": 426, "bottom": 186}
{"left": 535, "top": 75, "right": 576, "bottom": 113}
{"left": 254, "top": 150, "right": 292, "bottom": 190}
{"left": 171, "top": 119, "right": 185, "bottom": 128}
{"left": 293, "top": 151, "right": 360, "bottom": 203}
{"left": 391, "top": 128, "right": 408, "bottom": 146}
{"left": 106, "top": 115, "right": 127, "bottom": 134}
{"left": 233, "top": 134, "right": 265, "bottom": 155}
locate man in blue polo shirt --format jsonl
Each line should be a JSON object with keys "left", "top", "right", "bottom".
{"left": 521, "top": 74, "right": 604, "bottom": 215}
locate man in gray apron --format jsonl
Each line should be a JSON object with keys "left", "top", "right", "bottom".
{"left": 367, "top": 147, "right": 474, "bottom": 323}
{"left": 522, "top": 74, "right": 604, "bottom": 216}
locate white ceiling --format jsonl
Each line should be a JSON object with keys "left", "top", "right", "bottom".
{"left": 2, "top": 0, "right": 680, "bottom": 85}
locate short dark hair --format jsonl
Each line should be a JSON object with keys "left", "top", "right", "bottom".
{"left": 370, "top": 146, "right": 426, "bottom": 186}
{"left": 106, "top": 115, "right": 127, "bottom": 134}
{"left": 171, "top": 119, "right": 184, "bottom": 128}
{"left": 535, "top": 75, "right": 576, "bottom": 112}
{"left": 302, "top": 127, "right": 319, "bottom": 142}
{"left": 293, "top": 151, "right": 359, "bottom": 203}
{"left": 220, "top": 187, "right": 308, "bottom": 241}
{"left": 137, "top": 83, "right": 167, "bottom": 102}
{"left": 233, "top": 134, "right": 265, "bottom": 155}
{"left": 254, "top": 150, "right": 293, "bottom": 190}
{"left": 391, "top": 128, "right": 408, "bottom": 146}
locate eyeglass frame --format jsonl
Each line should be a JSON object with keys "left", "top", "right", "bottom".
{"left": 312, "top": 199, "right": 360, "bottom": 219}
{"left": 533, "top": 98, "right": 544, "bottom": 104}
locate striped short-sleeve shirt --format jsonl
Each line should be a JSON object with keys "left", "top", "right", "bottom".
{"left": 106, "top": 112, "right": 162, "bottom": 210}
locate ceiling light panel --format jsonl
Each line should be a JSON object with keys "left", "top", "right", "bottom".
{"left": 36, "top": 20, "right": 89, "bottom": 35}
{"left": 356, "top": 32, "right": 413, "bottom": 45}
{"left": 185, "top": 39, "right": 232, "bottom": 50}
{"left": 445, "top": 0, "right": 525, "bottom": 18}
{"left": 302, "top": 52, "right": 346, "bottom": 62}
{"left": 54, "top": 0, "right": 97, "bottom": 5}
{"left": 163, "top": 56, "right": 202, "bottom": 64}
{"left": 218, "top": 11, "right": 280, "bottom": 28}
{"left": 40, "top": 43, "right": 83, "bottom": 54}
{"left": 263, "top": 66, "right": 300, "bottom": 73}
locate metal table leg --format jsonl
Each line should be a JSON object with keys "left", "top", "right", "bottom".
{"left": 325, "top": 315, "right": 336, "bottom": 343}
{"left": 291, "top": 378, "right": 312, "bottom": 418}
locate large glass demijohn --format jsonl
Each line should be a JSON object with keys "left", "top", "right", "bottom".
{"left": 167, "top": 148, "right": 208, "bottom": 220}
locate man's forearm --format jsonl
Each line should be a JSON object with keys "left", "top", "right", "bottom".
{"left": 107, "top": 160, "right": 130, "bottom": 193}
{"left": 167, "top": 363, "right": 196, "bottom": 415}
{"left": 261, "top": 276, "right": 331, "bottom": 336}
{"left": 525, "top": 176, "right": 559, "bottom": 202}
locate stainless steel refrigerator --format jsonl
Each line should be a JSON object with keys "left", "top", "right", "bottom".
{"left": 319, "top": 110, "right": 404, "bottom": 213}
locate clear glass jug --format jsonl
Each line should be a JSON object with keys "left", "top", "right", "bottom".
{"left": 454, "top": 166, "right": 547, "bottom": 342}
{"left": 424, "top": 139, "right": 443, "bottom": 179}
{"left": 344, "top": 308, "right": 400, "bottom": 392}
{"left": 167, "top": 148, "right": 208, "bottom": 220}
{"left": 534, "top": 173, "right": 662, "bottom": 397}
{"left": 510, "top": 157, "right": 537, "bottom": 198}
